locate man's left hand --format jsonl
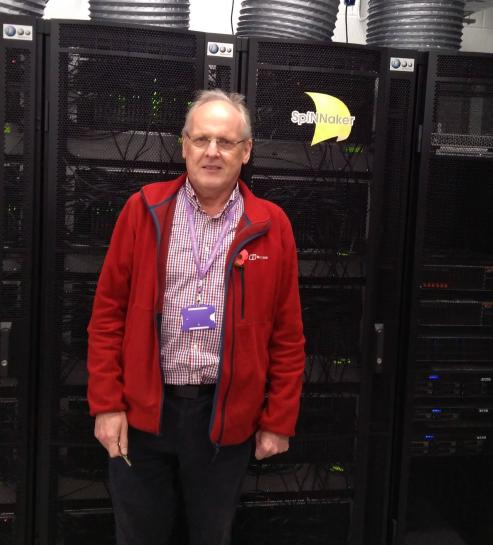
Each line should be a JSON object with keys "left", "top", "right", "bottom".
{"left": 254, "top": 430, "right": 289, "bottom": 460}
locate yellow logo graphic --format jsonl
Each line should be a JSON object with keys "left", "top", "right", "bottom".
{"left": 291, "top": 92, "right": 355, "bottom": 145}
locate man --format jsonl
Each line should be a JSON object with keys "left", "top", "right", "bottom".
{"left": 87, "top": 89, "right": 305, "bottom": 545}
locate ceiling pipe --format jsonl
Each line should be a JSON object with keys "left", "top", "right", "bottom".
{"left": 89, "top": 0, "right": 190, "bottom": 28}
{"left": 236, "top": 0, "right": 340, "bottom": 42}
{"left": 367, "top": 0, "right": 466, "bottom": 49}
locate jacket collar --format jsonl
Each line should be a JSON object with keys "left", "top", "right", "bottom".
{"left": 140, "top": 173, "right": 272, "bottom": 229}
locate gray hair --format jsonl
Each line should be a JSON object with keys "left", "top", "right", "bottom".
{"left": 182, "top": 89, "right": 252, "bottom": 139}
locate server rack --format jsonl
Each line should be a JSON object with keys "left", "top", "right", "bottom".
{"left": 397, "top": 51, "right": 493, "bottom": 545}
{"left": 0, "top": 14, "right": 42, "bottom": 545}
{"left": 36, "top": 20, "right": 238, "bottom": 545}
{"left": 236, "top": 38, "right": 418, "bottom": 545}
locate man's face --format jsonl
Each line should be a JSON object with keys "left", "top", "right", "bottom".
{"left": 182, "top": 100, "right": 252, "bottom": 198}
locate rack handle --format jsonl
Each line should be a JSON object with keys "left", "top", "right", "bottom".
{"left": 374, "top": 323, "right": 384, "bottom": 373}
{"left": 0, "top": 322, "right": 12, "bottom": 379}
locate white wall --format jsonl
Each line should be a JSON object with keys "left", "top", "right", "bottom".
{"left": 44, "top": 0, "right": 89, "bottom": 19}
{"left": 462, "top": 7, "right": 493, "bottom": 52}
{"left": 43, "top": 0, "right": 493, "bottom": 53}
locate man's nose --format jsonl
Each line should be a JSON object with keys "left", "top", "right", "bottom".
{"left": 205, "top": 139, "right": 220, "bottom": 154}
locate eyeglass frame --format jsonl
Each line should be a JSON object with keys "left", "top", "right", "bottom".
{"left": 184, "top": 132, "right": 249, "bottom": 151}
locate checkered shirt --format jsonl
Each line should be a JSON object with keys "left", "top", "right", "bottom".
{"left": 160, "top": 179, "right": 244, "bottom": 385}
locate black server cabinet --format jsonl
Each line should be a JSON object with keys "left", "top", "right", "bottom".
{"left": 0, "top": 15, "right": 41, "bottom": 545}
{"left": 397, "top": 51, "right": 493, "bottom": 545}
{"left": 36, "top": 20, "right": 238, "bottom": 545}
{"left": 236, "top": 39, "right": 418, "bottom": 545}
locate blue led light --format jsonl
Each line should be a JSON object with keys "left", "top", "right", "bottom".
{"left": 428, "top": 375, "right": 440, "bottom": 380}
{"left": 431, "top": 409, "right": 442, "bottom": 413}
{"left": 425, "top": 434, "right": 434, "bottom": 440}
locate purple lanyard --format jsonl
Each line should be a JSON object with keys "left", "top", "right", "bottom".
{"left": 184, "top": 195, "right": 238, "bottom": 284}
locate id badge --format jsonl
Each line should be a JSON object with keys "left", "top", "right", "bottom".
{"left": 181, "top": 304, "right": 216, "bottom": 332}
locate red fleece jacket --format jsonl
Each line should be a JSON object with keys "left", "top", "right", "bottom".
{"left": 87, "top": 174, "right": 305, "bottom": 445}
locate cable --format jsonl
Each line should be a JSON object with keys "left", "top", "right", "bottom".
{"left": 345, "top": 5, "right": 349, "bottom": 44}
{"left": 231, "top": 0, "right": 235, "bottom": 34}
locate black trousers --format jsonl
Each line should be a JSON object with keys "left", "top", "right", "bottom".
{"left": 108, "top": 391, "right": 252, "bottom": 545}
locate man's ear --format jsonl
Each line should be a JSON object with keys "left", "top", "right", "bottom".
{"left": 242, "top": 139, "right": 253, "bottom": 164}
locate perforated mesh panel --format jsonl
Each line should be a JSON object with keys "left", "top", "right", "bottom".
{"left": 431, "top": 81, "right": 493, "bottom": 146}
{"left": 381, "top": 79, "right": 411, "bottom": 260}
{"left": 423, "top": 156, "right": 493, "bottom": 258}
{"left": 208, "top": 64, "right": 232, "bottom": 90}
{"left": 251, "top": 175, "right": 369, "bottom": 254}
{"left": 301, "top": 287, "right": 363, "bottom": 371}
{"left": 240, "top": 41, "right": 393, "bottom": 542}
{"left": 1, "top": 38, "right": 35, "bottom": 545}
{"left": 1, "top": 44, "right": 33, "bottom": 416}
{"left": 297, "top": 391, "right": 358, "bottom": 434}
{"left": 60, "top": 52, "right": 195, "bottom": 135}
{"left": 2, "top": 47, "right": 32, "bottom": 286}
{"left": 406, "top": 58, "right": 493, "bottom": 545}
{"left": 59, "top": 23, "right": 197, "bottom": 58}
{"left": 437, "top": 54, "right": 493, "bottom": 79}
{"left": 0, "top": 446, "right": 19, "bottom": 528}
{"left": 423, "top": 52, "right": 493, "bottom": 263}
{"left": 253, "top": 69, "right": 375, "bottom": 144}
{"left": 257, "top": 41, "right": 380, "bottom": 74}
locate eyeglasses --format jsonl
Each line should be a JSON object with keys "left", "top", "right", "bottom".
{"left": 185, "top": 132, "right": 247, "bottom": 151}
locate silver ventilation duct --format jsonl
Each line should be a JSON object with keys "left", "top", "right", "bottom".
{"left": 236, "top": 0, "right": 340, "bottom": 41}
{"left": 367, "top": 0, "right": 466, "bottom": 50}
{"left": 89, "top": 0, "right": 190, "bottom": 28}
{"left": 0, "top": 0, "right": 47, "bottom": 16}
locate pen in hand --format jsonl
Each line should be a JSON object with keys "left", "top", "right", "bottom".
{"left": 121, "top": 453, "right": 132, "bottom": 467}
{"left": 118, "top": 442, "right": 132, "bottom": 466}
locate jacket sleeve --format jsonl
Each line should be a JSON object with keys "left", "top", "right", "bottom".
{"left": 86, "top": 194, "right": 138, "bottom": 416}
{"left": 258, "top": 211, "right": 305, "bottom": 436}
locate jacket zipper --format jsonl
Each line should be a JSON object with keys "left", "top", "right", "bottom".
{"left": 240, "top": 267, "right": 245, "bottom": 320}
{"left": 212, "top": 228, "right": 269, "bottom": 446}
{"left": 217, "top": 272, "right": 237, "bottom": 448}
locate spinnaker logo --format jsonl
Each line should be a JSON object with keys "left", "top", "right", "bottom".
{"left": 291, "top": 92, "right": 355, "bottom": 145}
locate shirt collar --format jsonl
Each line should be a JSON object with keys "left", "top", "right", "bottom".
{"left": 185, "top": 178, "right": 240, "bottom": 218}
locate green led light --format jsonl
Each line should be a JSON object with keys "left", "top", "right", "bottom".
{"left": 330, "top": 464, "right": 344, "bottom": 473}
{"left": 344, "top": 144, "right": 362, "bottom": 153}
{"left": 337, "top": 250, "right": 350, "bottom": 257}
{"left": 151, "top": 91, "right": 163, "bottom": 117}
{"left": 332, "top": 358, "right": 351, "bottom": 366}
{"left": 4, "top": 124, "right": 12, "bottom": 135}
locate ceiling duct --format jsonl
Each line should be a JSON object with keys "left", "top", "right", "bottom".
{"left": 367, "top": 0, "right": 466, "bottom": 49}
{"left": 236, "top": 0, "right": 340, "bottom": 41}
{"left": 0, "top": 0, "right": 47, "bottom": 16}
{"left": 89, "top": 0, "right": 190, "bottom": 28}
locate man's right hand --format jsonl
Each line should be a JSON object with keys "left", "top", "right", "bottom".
{"left": 94, "top": 411, "right": 128, "bottom": 458}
